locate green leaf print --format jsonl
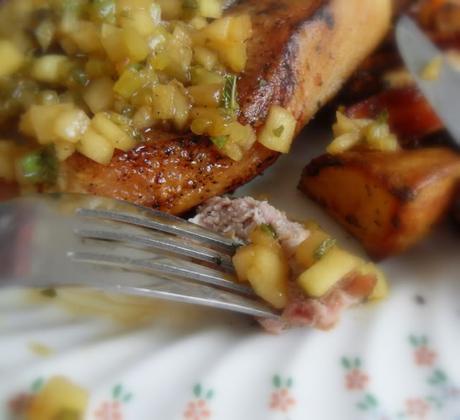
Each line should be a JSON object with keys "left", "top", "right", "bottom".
{"left": 206, "top": 389, "right": 214, "bottom": 400}
{"left": 273, "top": 375, "right": 282, "bottom": 388}
{"left": 193, "top": 383, "right": 202, "bottom": 398}
{"left": 31, "top": 377, "right": 44, "bottom": 393}
{"left": 112, "top": 384, "right": 122, "bottom": 399}
{"left": 341, "top": 357, "right": 351, "bottom": 369}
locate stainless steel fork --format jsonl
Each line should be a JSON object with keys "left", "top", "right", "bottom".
{"left": 0, "top": 194, "right": 279, "bottom": 319}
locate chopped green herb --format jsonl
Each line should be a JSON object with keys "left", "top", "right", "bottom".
{"left": 210, "top": 135, "right": 228, "bottom": 149}
{"left": 182, "top": 0, "right": 198, "bottom": 9}
{"left": 314, "top": 238, "right": 336, "bottom": 261}
{"left": 19, "top": 146, "right": 57, "bottom": 185}
{"left": 220, "top": 74, "right": 238, "bottom": 115}
{"left": 41, "top": 288, "right": 57, "bottom": 298}
{"left": 273, "top": 125, "right": 284, "bottom": 138}
{"left": 260, "top": 223, "right": 278, "bottom": 239}
{"left": 71, "top": 68, "right": 89, "bottom": 86}
{"left": 92, "top": 0, "right": 116, "bottom": 23}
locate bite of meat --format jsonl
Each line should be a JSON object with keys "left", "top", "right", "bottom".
{"left": 60, "top": 0, "right": 391, "bottom": 215}
{"left": 190, "top": 196, "right": 309, "bottom": 254}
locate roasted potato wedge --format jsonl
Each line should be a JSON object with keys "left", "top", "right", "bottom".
{"left": 299, "top": 148, "right": 460, "bottom": 259}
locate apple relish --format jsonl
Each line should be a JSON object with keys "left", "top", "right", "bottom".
{"left": 0, "top": 0, "right": 256, "bottom": 186}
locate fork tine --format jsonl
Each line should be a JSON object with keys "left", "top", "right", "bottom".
{"left": 70, "top": 251, "right": 254, "bottom": 296}
{"left": 74, "top": 227, "right": 235, "bottom": 272}
{"left": 77, "top": 208, "right": 241, "bottom": 252}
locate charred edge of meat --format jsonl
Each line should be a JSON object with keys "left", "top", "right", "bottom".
{"left": 301, "top": 154, "right": 345, "bottom": 178}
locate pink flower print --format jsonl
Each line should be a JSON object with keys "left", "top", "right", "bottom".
{"left": 94, "top": 384, "right": 133, "bottom": 420}
{"left": 346, "top": 368, "right": 369, "bottom": 391}
{"left": 94, "top": 400, "right": 123, "bottom": 420}
{"left": 184, "top": 399, "right": 211, "bottom": 420}
{"left": 183, "top": 384, "right": 214, "bottom": 420}
{"left": 406, "top": 398, "right": 430, "bottom": 419}
{"left": 414, "top": 346, "right": 437, "bottom": 367}
{"left": 269, "top": 388, "right": 296, "bottom": 412}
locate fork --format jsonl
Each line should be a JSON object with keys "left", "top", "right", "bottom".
{"left": 0, "top": 193, "right": 279, "bottom": 319}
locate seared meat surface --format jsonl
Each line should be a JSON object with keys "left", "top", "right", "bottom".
{"left": 62, "top": 0, "right": 391, "bottom": 214}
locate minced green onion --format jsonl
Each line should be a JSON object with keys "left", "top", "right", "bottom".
{"left": 210, "top": 135, "right": 228, "bottom": 149}
{"left": 314, "top": 238, "right": 337, "bottom": 261}
{"left": 273, "top": 125, "right": 284, "bottom": 138}
{"left": 260, "top": 223, "right": 278, "bottom": 239}
{"left": 19, "top": 146, "right": 57, "bottom": 185}
{"left": 221, "top": 74, "right": 238, "bottom": 115}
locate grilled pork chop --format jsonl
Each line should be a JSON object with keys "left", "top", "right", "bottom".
{"left": 60, "top": 0, "right": 391, "bottom": 214}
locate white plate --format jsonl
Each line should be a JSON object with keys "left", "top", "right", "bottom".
{"left": 1, "top": 128, "right": 459, "bottom": 420}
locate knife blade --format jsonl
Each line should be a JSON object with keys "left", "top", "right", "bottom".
{"left": 395, "top": 15, "right": 460, "bottom": 146}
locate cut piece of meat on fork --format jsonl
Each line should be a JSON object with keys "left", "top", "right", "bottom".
{"left": 60, "top": 0, "right": 392, "bottom": 215}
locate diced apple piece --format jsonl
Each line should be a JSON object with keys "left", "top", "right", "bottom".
{"left": 25, "top": 104, "right": 74, "bottom": 144}
{"left": 113, "top": 69, "right": 144, "bottom": 99}
{"left": 83, "top": 77, "right": 114, "bottom": 114}
{"left": 297, "top": 247, "right": 363, "bottom": 298}
{"left": 78, "top": 127, "right": 114, "bottom": 165}
{"left": 228, "top": 15, "right": 253, "bottom": 42}
{"left": 258, "top": 106, "right": 297, "bottom": 153}
{"left": 31, "top": 55, "right": 71, "bottom": 84}
{"left": 295, "top": 229, "right": 335, "bottom": 269}
{"left": 0, "top": 141, "right": 18, "bottom": 181}
{"left": 53, "top": 108, "right": 90, "bottom": 143}
{"left": 233, "top": 244, "right": 289, "bottom": 309}
{"left": 219, "top": 41, "right": 247, "bottom": 73}
{"left": 197, "top": 0, "right": 222, "bottom": 18}
{"left": 101, "top": 24, "right": 127, "bottom": 62}
{"left": 358, "top": 263, "right": 389, "bottom": 301}
{"left": 69, "top": 21, "right": 104, "bottom": 54}
{"left": 123, "top": 28, "right": 150, "bottom": 62}
{"left": 0, "top": 40, "right": 24, "bottom": 77}
{"left": 26, "top": 376, "right": 88, "bottom": 420}
{"left": 151, "top": 84, "right": 176, "bottom": 120}
{"left": 249, "top": 225, "right": 281, "bottom": 251}
{"left": 91, "top": 113, "right": 136, "bottom": 152}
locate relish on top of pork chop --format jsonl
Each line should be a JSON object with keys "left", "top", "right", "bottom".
{"left": 192, "top": 196, "right": 388, "bottom": 333}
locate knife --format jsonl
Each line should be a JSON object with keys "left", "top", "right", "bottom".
{"left": 395, "top": 15, "right": 460, "bottom": 146}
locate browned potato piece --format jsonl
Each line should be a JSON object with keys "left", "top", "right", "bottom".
{"left": 299, "top": 148, "right": 460, "bottom": 259}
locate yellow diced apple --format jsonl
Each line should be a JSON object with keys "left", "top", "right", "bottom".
{"left": 26, "top": 376, "right": 88, "bottom": 420}
{"left": 0, "top": 40, "right": 24, "bottom": 77}
{"left": 358, "top": 263, "right": 389, "bottom": 301}
{"left": 297, "top": 247, "right": 363, "bottom": 298}
{"left": 83, "top": 77, "right": 114, "bottom": 114}
{"left": 26, "top": 104, "right": 74, "bottom": 144}
{"left": 53, "top": 108, "right": 90, "bottom": 143}
{"left": 78, "top": 127, "right": 114, "bottom": 165}
{"left": 113, "top": 68, "right": 144, "bottom": 99}
{"left": 197, "top": 0, "right": 222, "bottom": 18}
{"left": 31, "top": 55, "right": 72, "bottom": 84}
{"left": 101, "top": 24, "right": 127, "bottom": 62}
{"left": 122, "top": 28, "right": 150, "bottom": 62}
{"left": 91, "top": 113, "right": 136, "bottom": 152}
{"left": 69, "top": 21, "right": 104, "bottom": 54}
{"left": 151, "top": 84, "right": 176, "bottom": 120}
{"left": 294, "top": 229, "right": 334, "bottom": 269}
{"left": 258, "top": 106, "right": 297, "bottom": 153}
{"left": 228, "top": 15, "right": 252, "bottom": 42}
{"left": 233, "top": 244, "right": 289, "bottom": 309}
